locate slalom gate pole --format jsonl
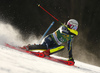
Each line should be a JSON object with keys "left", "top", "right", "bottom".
{"left": 38, "top": 4, "right": 64, "bottom": 25}
{"left": 39, "top": 21, "right": 55, "bottom": 43}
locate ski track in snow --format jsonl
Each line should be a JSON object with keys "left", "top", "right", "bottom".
{"left": 0, "top": 45, "right": 100, "bottom": 73}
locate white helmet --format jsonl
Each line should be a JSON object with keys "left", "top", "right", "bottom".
{"left": 67, "top": 19, "right": 78, "bottom": 30}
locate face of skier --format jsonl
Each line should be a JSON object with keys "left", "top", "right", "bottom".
{"left": 67, "top": 22, "right": 78, "bottom": 30}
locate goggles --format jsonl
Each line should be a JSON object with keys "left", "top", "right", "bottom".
{"left": 67, "top": 22, "right": 78, "bottom": 30}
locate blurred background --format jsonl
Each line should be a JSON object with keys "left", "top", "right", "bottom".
{"left": 0, "top": 0, "right": 100, "bottom": 66}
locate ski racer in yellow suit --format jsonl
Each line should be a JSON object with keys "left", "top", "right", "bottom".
{"left": 40, "top": 19, "right": 78, "bottom": 62}
{"left": 23, "top": 19, "right": 78, "bottom": 62}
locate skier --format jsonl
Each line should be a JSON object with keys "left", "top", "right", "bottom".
{"left": 41, "top": 19, "right": 78, "bottom": 62}
{"left": 22, "top": 19, "right": 78, "bottom": 62}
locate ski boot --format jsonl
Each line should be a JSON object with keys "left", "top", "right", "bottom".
{"left": 67, "top": 57, "right": 75, "bottom": 63}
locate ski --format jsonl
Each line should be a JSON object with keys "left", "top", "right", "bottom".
{"left": 5, "top": 43, "right": 74, "bottom": 66}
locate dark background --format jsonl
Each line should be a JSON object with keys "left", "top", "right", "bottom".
{"left": 0, "top": 0, "right": 100, "bottom": 66}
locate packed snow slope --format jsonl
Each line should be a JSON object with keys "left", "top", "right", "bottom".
{"left": 0, "top": 21, "right": 100, "bottom": 73}
{"left": 0, "top": 45, "right": 100, "bottom": 73}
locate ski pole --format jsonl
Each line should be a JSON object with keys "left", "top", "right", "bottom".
{"left": 39, "top": 21, "right": 55, "bottom": 43}
{"left": 38, "top": 4, "right": 64, "bottom": 25}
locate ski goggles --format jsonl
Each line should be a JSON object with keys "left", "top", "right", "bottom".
{"left": 67, "top": 22, "right": 78, "bottom": 30}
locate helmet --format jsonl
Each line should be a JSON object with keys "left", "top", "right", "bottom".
{"left": 67, "top": 19, "right": 78, "bottom": 30}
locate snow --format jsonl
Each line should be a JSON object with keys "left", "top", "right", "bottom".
{"left": 0, "top": 21, "right": 100, "bottom": 73}
{"left": 0, "top": 45, "right": 100, "bottom": 73}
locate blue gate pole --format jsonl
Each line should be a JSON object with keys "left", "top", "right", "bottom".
{"left": 39, "top": 21, "right": 54, "bottom": 43}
